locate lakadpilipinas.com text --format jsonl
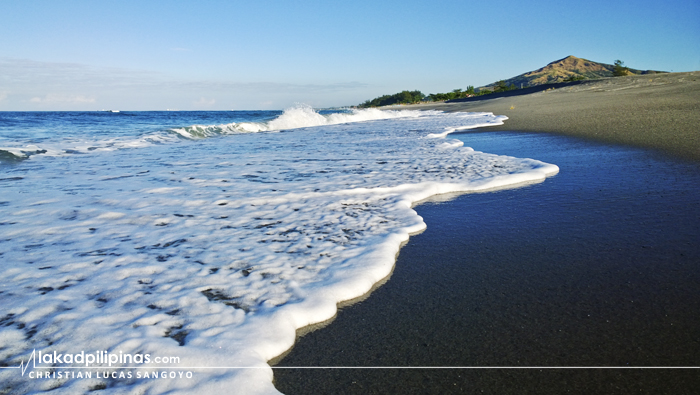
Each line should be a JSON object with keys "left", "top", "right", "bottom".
{"left": 19, "top": 349, "right": 193, "bottom": 381}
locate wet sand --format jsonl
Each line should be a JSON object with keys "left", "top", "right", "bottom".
{"left": 385, "top": 71, "right": 700, "bottom": 162}
{"left": 273, "top": 97, "right": 700, "bottom": 392}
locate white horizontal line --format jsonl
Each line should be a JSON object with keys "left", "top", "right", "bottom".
{"left": 275, "top": 366, "right": 696, "bottom": 369}
{"left": 13, "top": 366, "right": 700, "bottom": 370}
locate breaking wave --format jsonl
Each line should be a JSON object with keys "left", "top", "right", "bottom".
{"left": 1, "top": 107, "right": 429, "bottom": 159}
{"left": 169, "top": 105, "right": 426, "bottom": 139}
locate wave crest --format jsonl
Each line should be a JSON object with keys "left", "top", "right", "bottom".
{"left": 0, "top": 147, "right": 47, "bottom": 163}
{"left": 170, "top": 105, "right": 426, "bottom": 139}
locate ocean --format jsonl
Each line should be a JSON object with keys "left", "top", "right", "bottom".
{"left": 0, "top": 108, "right": 558, "bottom": 394}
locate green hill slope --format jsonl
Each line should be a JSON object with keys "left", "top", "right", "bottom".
{"left": 480, "top": 55, "right": 665, "bottom": 91}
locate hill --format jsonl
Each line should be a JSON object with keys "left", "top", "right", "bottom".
{"left": 479, "top": 55, "right": 665, "bottom": 91}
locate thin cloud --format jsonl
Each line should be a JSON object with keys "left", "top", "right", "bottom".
{"left": 29, "top": 94, "right": 96, "bottom": 104}
{"left": 0, "top": 57, "right": 369, "bottom": 109}
{"left": 0, "top": 57, "right": 160, "bottom": 89}
{"left": 192, "top": 97, "right": 216, "bottom": 107}
{"left": 0, "top": 57, "right": 367, "bottom": 93}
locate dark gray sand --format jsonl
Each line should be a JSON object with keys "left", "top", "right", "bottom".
{"left": 273, "top": 131, "right": 700, "bottom": 394}
{"left": 384, "top": 71, "right": 700, "bottom": 162}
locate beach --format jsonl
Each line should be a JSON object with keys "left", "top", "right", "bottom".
{"left": 273, "top": 73, "right": 700, "bottom": 393}
{"left": 385, "top": 71, "right": 700, "bottom": 162}
{"left": 1, "top": 73, "right": 698, "bottom": 394}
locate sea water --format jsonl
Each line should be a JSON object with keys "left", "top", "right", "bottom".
{"left": 0, "top": 107, "right": 557, "bottom": 394}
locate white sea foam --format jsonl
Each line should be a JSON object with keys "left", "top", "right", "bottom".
{"left": 170, "top": 105, "right": 425, "bottom": 139}
{"left": 0, "top": 108, "right": 557, "bottom": 394}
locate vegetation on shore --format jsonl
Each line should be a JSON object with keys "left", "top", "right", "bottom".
{"left": 613, "top": 59, "right": 631, "bottom": 76}
{"left": 358, "top": 90, "right": 425, "bottom": 108}
{"left": 358, "top": 82, "right": 519, "bottom": 108}
{"left": 357, "top": 56, "right": 665, "bottom": 108}
{"left": 358, "top": 81, "right": 521, "bottom": 108}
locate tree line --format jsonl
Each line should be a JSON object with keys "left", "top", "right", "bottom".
{"left": 357, "top": 82, "right": 518, "bottom": 108}
{"left": 358, "top": 91, "right": 425, "bottom": 108}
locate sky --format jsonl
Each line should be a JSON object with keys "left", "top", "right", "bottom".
{"left": 1, "top": 0, "right": 698, "bottom": 110}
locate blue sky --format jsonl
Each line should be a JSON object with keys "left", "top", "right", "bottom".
{"left": 1, "top": 0, "right": 698, "bottom": 110}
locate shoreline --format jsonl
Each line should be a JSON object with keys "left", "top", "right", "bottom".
{"left": 273, "top": 77, "right": 700, "bottom": 392}
{"left": 273, "top": 129, "right": 700, "bottom": 394}
{"left": 383, "top": 71, "right": 700, "bottom": 162}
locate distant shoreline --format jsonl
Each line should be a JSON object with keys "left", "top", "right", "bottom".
{"left": 383, "top": 71, "right": 700, "bottom": 162}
